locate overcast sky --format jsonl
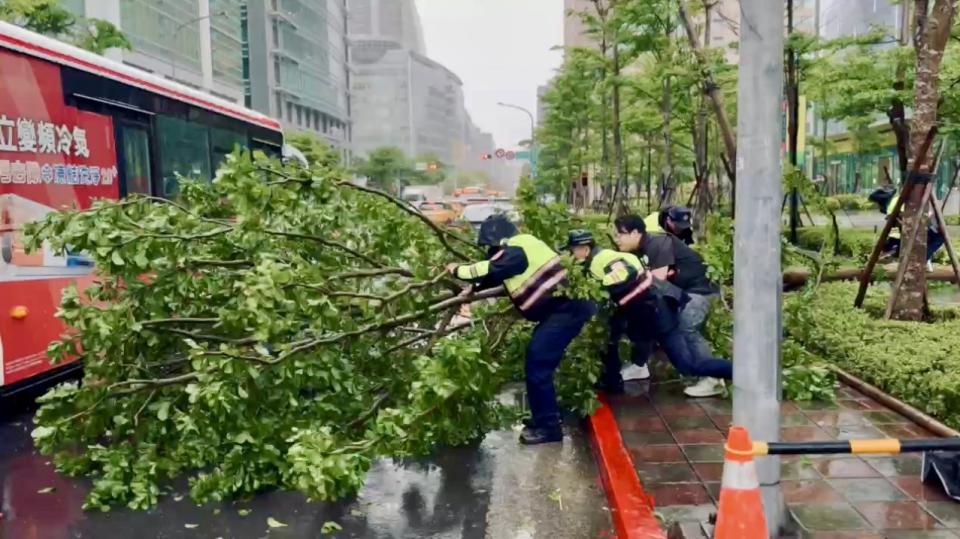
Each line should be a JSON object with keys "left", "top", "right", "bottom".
{"left": 414, "top": 1, "right": 564, "bottom": 151}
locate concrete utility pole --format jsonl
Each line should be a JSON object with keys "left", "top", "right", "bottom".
{"left": 733, "top": 1, "right": 785, "bottom": 536}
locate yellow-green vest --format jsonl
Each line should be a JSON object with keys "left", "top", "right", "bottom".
{"left": 502, "top": 234, "right": 566, "bottom": 312}
{"left": 588, "top": 248, "right": 652, "bottom": 306}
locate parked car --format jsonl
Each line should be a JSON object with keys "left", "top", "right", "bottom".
{"left": 418, "top": 201, "right": 459, "bottom": 225}
{"left": 460, "top": 202, "right": 518, "bottom": 231}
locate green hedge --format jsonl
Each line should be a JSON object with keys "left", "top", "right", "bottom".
{"left": 946, "top": 214, "right": 960, "bottom": 226}
{"left": 793, "top": 226, "right": 879, "bottom": 262}
{"left": 825, "top": 194, "right": 874, "bottom": 212}
{"left": 787, "top": 283, "right": 960, "bottom": 429}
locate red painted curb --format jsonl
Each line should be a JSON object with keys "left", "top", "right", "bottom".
{"left": 588, "top": 394, "right": 667, "bottom": 539}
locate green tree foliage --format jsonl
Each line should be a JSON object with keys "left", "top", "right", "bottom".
{"left": 353, "top": 146, "right": 419, "bottom": 192}
{"left": 0, "top": 0, "right": 130, "bottom": 54}
{"left": 538, "top": 0, "right": 737, "bottom": 209}
{"left": 73, "top": 17, "right": 132, "bottom": 54}
{"left": 285, "top": 132, "right": 343, "bottom": 168}
{"left": 25, "top": 154, "right": 605, "bottom": 511}
{"left": 0, "top": 0, "right": 74, "bottom": 35}
{"left": 413, "top": 152, "right": 447, "bottom": 186}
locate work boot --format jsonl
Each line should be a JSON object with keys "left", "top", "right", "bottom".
{"left": 621, "top": 363, "right": 651, "bottom": 381}
{"left": 519, "top": 425, "right": 563, "bottom": 445}
{"left": 522, "top": 416, "right": 563, "bottom": 428}
{"left": 684, "top": 377, "right": 725, "bottom": 398}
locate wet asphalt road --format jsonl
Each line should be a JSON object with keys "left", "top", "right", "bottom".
{"left": 0, "top": 407, "right": 611, "bottom": 539}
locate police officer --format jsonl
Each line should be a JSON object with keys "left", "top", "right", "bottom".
{"left": 447, "top": 215, "right": 595, "bottom": 445}
{"left": 870, "top": 185, "right": 943, "bottom": 271}
{"left": 643, "top": 205, "right": 695, "bottom": 245}
{"left": 563, "top": 229, "right": 732, "bottom": 393}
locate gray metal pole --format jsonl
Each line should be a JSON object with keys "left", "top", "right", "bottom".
{"left": 733, "top": 1, "right": 785, "bottom": 537}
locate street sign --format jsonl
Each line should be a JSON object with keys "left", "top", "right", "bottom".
{"left": 414, "top": 162, "right": 428, "bottom": 171}
{"left": 505, "top": 151, "right": 515, "bottom": 160}
{"left": 514, "top": 151, "right": 531, "bottom": 160}
{"left": 495, "top": 148, "right": 506, "bottom": 159}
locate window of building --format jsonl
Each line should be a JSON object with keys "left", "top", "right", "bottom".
{"left": 272, "top": 20, "right": 279, "bottom": 47}
{"left": 157, "top": 116, "right": 211, "bottom": 197}
{"left": 287, "top": 102, "right": 294, "bottom": 121}
{"left": 296, "top": 105, "right": 303, "bottom": 125}
{"left": 275, "top": 94, "right": 283, "bottom": 117}
{"left": 274, "top": 61, "right": 281, "bottom": 83}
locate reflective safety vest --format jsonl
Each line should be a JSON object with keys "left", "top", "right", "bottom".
{"left": 588, "top": 248, "right": 653, "bottom": 306}
{"left": 502, "top": 234, "right": 567, "bottom": 313}
{"left": 888, "top": 192, "right": 901, "bottom": 239}
{"left": 644, "top": 212, "right": 666, "bottom": 234}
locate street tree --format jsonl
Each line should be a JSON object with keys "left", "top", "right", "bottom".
{"left": 25, "top": 151, "right": 605, "bottom": 511}
{"left": 353, "top": 146, "right": 415, "bottom": 192}
{"left": 0, "top": 0, "right": 130, "bottom": 54}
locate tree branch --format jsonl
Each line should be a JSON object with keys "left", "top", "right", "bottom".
{"left": 335, "top": 180, "right": 478, "bottom": 261}
{"left": 263, "top": 229, "right": 384, "bottom": 267}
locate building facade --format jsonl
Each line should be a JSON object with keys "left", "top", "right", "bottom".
{"left": 346, "top": 0, "right": 425, "bottom": 54}
{"left": 242, "top": 0, "right": 352, "bottom": 154}
{"left": 563, "top": 0, "right": 594, "bottom": 50}
{"left": 62, "top": 0, "right": 245, "bottom": 103}
{"left": 346, "top": 0, "right": 502, "bottom": 185}
{"left": 349, "top": 47, "right": 464, "bottom": 165}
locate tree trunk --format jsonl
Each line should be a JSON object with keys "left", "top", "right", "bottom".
{"left": 888, "top": 0, "right": 957, "bottom": 321}
{"left": 611, "top": 23, "right": 625, "bottom": 213}
{"left": 592, "top": 0, "right": 611, "bottom": 202}
{"left": 661, "top": 72, "right": 674, "bottom": 206}
{"left": 678, "top": 0, "right": 738, "bottom": 195}
{"left": 787, "top": 0, "right": 801, "bottom": 244}
{"left": 692, "top": 0, "right": 712, "bottom": 236}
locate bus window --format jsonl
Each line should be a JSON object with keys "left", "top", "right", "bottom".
{"left": 119, "top": 123, "right": 152, "bottom": 196}
{"left": 157, "top": 116, "right": 211, "bottom": 197}
{"left": 210, "top": 127, "right": 245, "bottom": 172}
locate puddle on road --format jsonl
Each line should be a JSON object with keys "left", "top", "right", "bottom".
{"left": 0, "top": 412, "right": 495, "bottom": 539}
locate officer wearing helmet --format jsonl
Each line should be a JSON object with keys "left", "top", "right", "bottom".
{"left": 446, "top": 215, "right": 595, "bottom": 445}
{"left": 563, "top": 229, "right": 731, "bottom": 393}
{"left": 644, "top": 205, "right": 695, "bottom": 245}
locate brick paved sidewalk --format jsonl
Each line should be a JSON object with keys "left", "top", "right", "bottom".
{"left": 608, "top": 378, "right": 960, "bottom": 538}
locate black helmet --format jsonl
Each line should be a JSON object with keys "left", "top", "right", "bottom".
{"left": 868, "top": 185, "right": 896, "bottom": 213}
{"left": 661, "top": 205, "right": 693, "bottom": 231}
{"left": 563, "top": 229, "right": 595, "bottom": 249}
{"left": 477, "top": 214, "right": 518, "bottom": 247}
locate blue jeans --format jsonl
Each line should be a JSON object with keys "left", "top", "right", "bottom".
{"left": 526, "top": 300, "right": 595, "bottom": 428}
{"left": 603, "top": 299, "right": 732, "bottom": 383}
{"left": 679, "top": 293, "right": 716, "bottom": 361}
{"left": 884, "top": 229, "right": 945, "bottom": 262}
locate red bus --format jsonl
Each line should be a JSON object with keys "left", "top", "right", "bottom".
{"left": 0, "top": 21, "right": 284, "bottom": 397}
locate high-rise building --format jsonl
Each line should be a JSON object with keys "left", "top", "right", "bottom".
{"left": 563, "top": 0, "right": 595, "bottom": 50}
{"left": 62, "top": 0, "right": 245, "bottom": 103}
{"left": 242, "top": 0, "right": 352, "bottom": 156}
{"left": 346, "top": 0, "right": 500, "bottom": 184}
{"left": 346, "top": 0, "right": 425, "bottom": 54}
{"left": 349, "top": 48, "right": 464, "bottom": 165}
{"left": 820, "top": 0, "right": 900, "bottom": 40}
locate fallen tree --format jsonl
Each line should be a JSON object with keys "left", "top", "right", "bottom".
{"left": 783, "top": 264, "right": 960, "bottom": 290}
{"left": 25, "top": 151, "right": 603, "bottom": 511}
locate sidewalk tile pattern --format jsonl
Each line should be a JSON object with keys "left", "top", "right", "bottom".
{"left": 608, "top": 380, "right": 960, "bottom": 538}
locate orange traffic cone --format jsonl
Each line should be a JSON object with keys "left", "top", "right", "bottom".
{"left": 714, "top": 426, "right": 767, "bottom": 539}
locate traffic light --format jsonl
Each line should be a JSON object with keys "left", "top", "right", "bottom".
{"left": 480, "top": 153, "right": 493, "bottom": 160}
